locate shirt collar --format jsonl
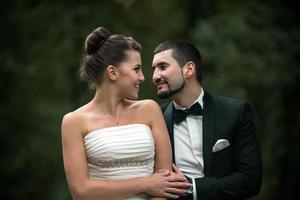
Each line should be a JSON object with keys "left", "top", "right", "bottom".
{"left": 173, "top": 88, "right": 204, "bottom": 110}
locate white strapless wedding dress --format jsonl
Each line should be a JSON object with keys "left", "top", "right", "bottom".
{"left": 84, "top": 124, "right": 155, "bottom": 200}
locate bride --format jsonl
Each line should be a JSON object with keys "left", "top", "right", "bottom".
{"left": 61, "top": 27, "right": 190, "bottom": 200}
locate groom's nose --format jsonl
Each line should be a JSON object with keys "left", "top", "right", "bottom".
{"left": 152, "top": 68, "right": 161, "bottom": 83}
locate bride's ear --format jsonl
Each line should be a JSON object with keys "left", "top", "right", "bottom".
{"left": 106, "top": 65, "right": 119, "bottom": 81}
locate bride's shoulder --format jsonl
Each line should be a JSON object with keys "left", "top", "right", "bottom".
{"left": 126, "top": 99, "right": 161, "bottom": 112}
{"left": 63, "top": 104, "right": 89, "bottom": 120}
{"left": 61, "top": 105, "right": 91, "bottom": 133}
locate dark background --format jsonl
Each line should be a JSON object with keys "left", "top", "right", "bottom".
{"left": 1, "top": 0, "right": 299, "bottom": 199}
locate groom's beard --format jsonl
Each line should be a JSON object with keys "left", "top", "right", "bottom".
{"left": 157, "top": 80, "right": 185, "bottom": 99}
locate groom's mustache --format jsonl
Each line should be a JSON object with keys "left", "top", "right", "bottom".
{"left": 155, "top": 79, "right": 168, "bottom": 85}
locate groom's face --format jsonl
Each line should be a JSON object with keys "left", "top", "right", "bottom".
{"left": 152, "top": 49, "right": 185, "bottom": 99}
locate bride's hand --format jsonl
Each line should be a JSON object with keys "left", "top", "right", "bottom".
{"left": 144, "top": 169, "right": 192, "bottom": 199}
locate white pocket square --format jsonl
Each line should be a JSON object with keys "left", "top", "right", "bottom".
{"left": 212, "top": 139, "right": 230, "bottom": 153}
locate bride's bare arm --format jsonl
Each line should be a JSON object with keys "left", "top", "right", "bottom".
{"left": 146, "top": 100, "right": 172, "bottom": 172}
{"left": 145, "top": 100, "right": 190, "bottom": 200}
{"left": 147, "top": 100, "right": 172, "bottom": 200}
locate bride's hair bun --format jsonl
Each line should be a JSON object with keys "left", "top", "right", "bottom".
{"left": 85, "top": 27, "right": 110, "bottom": 55}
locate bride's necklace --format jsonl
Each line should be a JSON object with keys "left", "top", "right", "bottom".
{"left": 99, "top": 104, "right": 122, "bottom": 125}
{"left": 110, "top": 116, "right": 120, "bottom": 125}
{"left": 105, "top": 113, "right": 121, "bottom": 125}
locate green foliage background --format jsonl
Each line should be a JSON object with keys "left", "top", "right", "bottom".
{"left": 1, "top": 0, "right": 299, "bottom": 199}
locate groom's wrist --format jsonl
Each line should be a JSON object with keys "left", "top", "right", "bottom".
{"left": 185, "top": 176, "right": 193, "bottom": 195}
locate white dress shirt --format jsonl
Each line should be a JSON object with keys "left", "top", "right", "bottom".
{"left": 173, "top": 88, "right": 204, "bottom": 200}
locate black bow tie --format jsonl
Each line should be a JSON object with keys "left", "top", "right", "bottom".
{"left": 173, "top": 102, "right": 203, "bottom": 124}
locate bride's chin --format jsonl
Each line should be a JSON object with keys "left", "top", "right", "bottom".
{"left": 126, "top": 94, "right": 139, "bottom": 100}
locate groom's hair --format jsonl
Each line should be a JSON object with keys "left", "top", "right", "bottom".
{"left": 153, "top": 40, "right": 202, "bottom": 83}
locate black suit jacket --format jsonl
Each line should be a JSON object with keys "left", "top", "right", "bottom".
{"left": 161, "top": 92, "right": 262, "bottom": 200}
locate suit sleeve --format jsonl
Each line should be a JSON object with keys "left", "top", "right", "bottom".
{"left": 195, "top": 103, "right": 262, "bottom": 200}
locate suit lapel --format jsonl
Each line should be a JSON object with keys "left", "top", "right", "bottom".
{"left": 163, "top": 102, "right": 176, "bottom": 163}
{"left": 203, "top": 92, "right": 215, "bottom": 176}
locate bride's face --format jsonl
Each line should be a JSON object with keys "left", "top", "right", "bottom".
{"left": 116, "top": 50, "right": 144, "bottom": 99}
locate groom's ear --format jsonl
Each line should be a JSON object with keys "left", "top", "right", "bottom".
{"left": 183, "top": 61, "right": 196, "bottom": 79}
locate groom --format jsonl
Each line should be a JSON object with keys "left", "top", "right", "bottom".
{"left": 151, "top": 40, "right": 262, "bottom": 200}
